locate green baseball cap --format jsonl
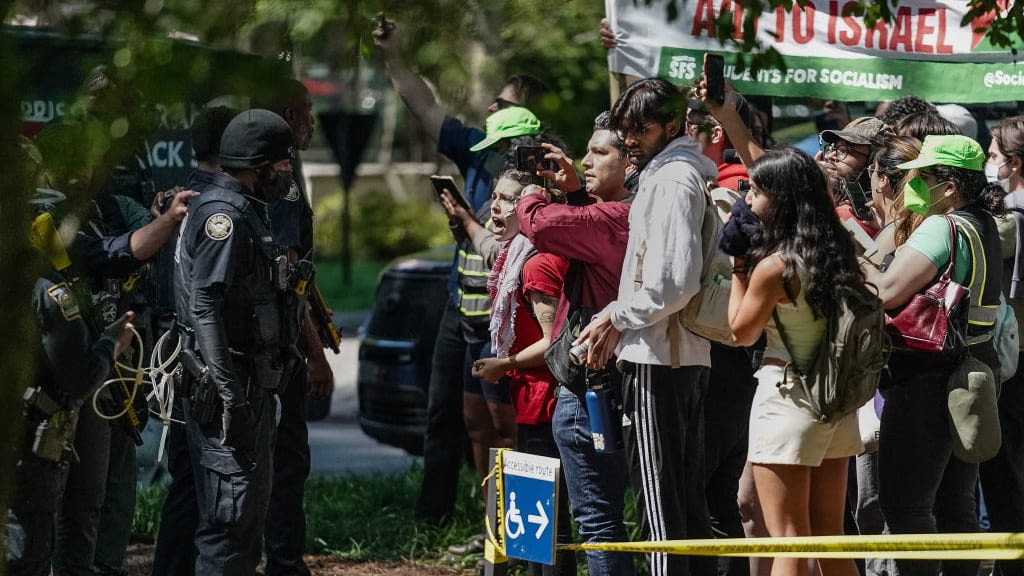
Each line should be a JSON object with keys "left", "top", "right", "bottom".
{"left": 469, "top": 106, "right": 541, "bottom": 152}
{"left": 897, "top": 134, "right": 985, "bottom": 171}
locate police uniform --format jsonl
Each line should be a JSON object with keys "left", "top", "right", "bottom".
{"left": 6, "top": 270, "right": 116, "bottom": 576}
{"left": 174, "top": 109, "right": 297, "bottom": 576}
{"left": 55, "top": 193, "right": 152, "bottom": 576}
{"left": 265, "top": 158, "right": 314, "bottom": 576}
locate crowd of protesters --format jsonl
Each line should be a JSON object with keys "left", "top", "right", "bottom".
{"left": 374, "top": 15, "right": 1024, "bottom": 576}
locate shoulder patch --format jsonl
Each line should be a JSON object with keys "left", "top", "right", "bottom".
{"left": 47, "top": 282, "right": 81, "bottom": 321}
{"left": 284, "top": 179, "right": 300, "bottom": 202}
{"left": 205, "top": 213, "right": 233, "bottom": 241}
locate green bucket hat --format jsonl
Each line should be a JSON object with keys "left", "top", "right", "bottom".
{"left": 469, "top": 106, "right": 541, "bottom": 152}
{"left": 897, "top": 134, "right": 985, "bottom": 171}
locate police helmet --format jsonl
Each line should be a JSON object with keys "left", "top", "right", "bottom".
{"left": 218, "top": 109, "right": 294, "bottom": 169}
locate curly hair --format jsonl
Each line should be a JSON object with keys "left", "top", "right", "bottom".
{"left": 744, "top": 147, "right": 864, "bottom": 319}
{"left": 878, "top": 95, "right": 937, "bottom": 127}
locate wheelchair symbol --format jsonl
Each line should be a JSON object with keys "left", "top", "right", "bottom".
{"left": 505, "top": 491, "right": 525, "bottom": 539}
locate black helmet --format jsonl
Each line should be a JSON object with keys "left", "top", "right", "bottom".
{"left": 219, "top": 109, "right": 294, "bottom": 169}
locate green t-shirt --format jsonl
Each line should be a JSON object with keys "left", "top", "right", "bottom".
{"left": 904, "top": 215, "right": 971, "bottom": 283}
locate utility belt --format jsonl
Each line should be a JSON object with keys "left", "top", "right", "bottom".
{"left": 22, "top": 386, "right": 78, "bottom": 466}
{"left": 178, "top": 330, "right": 296, "bottom": 426}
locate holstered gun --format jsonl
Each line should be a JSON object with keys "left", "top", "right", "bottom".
{"left": 24, "top": 387, "right": 79, "bottom": 465}
{"left": 180, "top": 348, "right": 219, "bottom": 425}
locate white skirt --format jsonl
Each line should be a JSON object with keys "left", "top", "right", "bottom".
{"left": 747, "top": 365, "right": 863, "bottom": 466}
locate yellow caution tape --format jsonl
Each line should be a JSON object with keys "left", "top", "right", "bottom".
{"left": 559, "top": 533, "right": 1024, "bottom": 560}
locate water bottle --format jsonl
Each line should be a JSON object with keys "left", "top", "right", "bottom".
{"left": 585, "top": 372, "right": 623, "bottom": 453}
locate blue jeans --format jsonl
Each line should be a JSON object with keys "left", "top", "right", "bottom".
{"left": 553, "top": 386, "right": 635, "bottom": 576}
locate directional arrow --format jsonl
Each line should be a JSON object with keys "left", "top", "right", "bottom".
{"left": 527, "top": 501, "right": 549, "bottom": 539}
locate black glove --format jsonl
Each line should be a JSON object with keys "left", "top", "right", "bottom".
{"left": 718, "top": 199, "right": 762, "bottom": 258}
{"left": 222, "top": 403, "right": 257, "bottom": 453}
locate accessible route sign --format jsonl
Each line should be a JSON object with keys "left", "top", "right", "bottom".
{"left": 605, "top": 0, "right": 1024, "bottom": 102}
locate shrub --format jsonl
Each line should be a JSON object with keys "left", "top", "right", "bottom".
{"left": 314, "top": 189, "right": 452, "bottom": 262}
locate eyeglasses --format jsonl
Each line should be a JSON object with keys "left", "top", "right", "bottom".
{"left": 820, "top": 138, "right": 867, "bottom": 162}
{"left": 616, "top": 122, "right": 655, "bottom": 141}
{"left": 866, "top": 165, "right": 878, "bottom": 177}
{"left": 492, "top": 97, "right": 517, "bottom": 110}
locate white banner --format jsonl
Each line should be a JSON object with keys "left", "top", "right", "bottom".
{"left": 606, "top": 0, "right": 1024, "bottom": 102}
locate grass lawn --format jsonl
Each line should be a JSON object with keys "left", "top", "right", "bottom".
{"left": 314, "top": 259, "right": 386, "bottom": 312}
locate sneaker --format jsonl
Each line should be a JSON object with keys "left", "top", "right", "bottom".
{"left": 446, "top": 533, "right": 485, "bottom": 556}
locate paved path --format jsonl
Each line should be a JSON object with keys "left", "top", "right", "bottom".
{"left": 307, "top": 311, "right": 420, "bottom": 477}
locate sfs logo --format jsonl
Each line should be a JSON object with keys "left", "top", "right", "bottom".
{"left": 668, "top": 55, "right": 697, "bottom": 80}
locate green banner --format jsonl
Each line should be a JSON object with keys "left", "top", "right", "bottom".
{"left": 659, "top": 48, "right": 1024, "bottom": 103}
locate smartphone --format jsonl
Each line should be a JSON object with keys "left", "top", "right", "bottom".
{"left": 845, "top": 179, "right": 873, "bottom": 221}
{"left": 703, "top": 53, "right": 725, "bottom": 105}
{"left": 429, "top": 175, "right": 471, "bottom": 212}
{"left": 514, "top": 145, "right": 555, "bottom": 174}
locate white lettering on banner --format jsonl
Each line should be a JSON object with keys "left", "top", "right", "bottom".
{"left": 984, "top": 70, "right": 1024, "bottom": 88}
{"left": 819, "top": 69, "right": 904, "bottom": 89}
{"left": 667, "top": 55, "right": 698, "bottom": 80}
{"left": 145, "top": 139, "right": 186, "bottom": 168}
{"left": 21, "top": 100, "right": 66, "bottom": 123}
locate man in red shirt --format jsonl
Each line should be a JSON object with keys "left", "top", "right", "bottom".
{"left": 516, "top": 112, "right": 636, "bottom": 576}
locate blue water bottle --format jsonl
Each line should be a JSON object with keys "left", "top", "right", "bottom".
{"left": 585, "top": 372, "right": 623, "bottom": 453}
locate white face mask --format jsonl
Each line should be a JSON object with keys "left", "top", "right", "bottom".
{"left": 985, "top": 160, "right": 1007, "bottom": 184}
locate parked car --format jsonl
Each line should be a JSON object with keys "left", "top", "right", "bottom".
{"left": 357, "top": 246, "right": 453, "bottom": 455}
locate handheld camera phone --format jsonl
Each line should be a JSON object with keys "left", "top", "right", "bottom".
{"left": 845, "top": 179, "right": 874, "bottom": 222}
{"left": 514, "top": 145, "right": 556, "bottom": 173}
{"left": 429, "top": 175, "right": 472, "bottom": 212}
{"left": 703, "top": 53, "right": 726, "bottom": 105}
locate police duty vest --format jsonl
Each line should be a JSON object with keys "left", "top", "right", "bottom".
{"left": 192, "top": 189, "right": 297, "bottom": 354}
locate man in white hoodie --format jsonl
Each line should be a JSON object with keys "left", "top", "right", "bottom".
{"left": 577, "top": 77, "right": 719, "bottom": 576}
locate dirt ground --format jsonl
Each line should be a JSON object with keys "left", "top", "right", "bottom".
{"left": 124, "top": 544, "right": 477, "bottom": 576}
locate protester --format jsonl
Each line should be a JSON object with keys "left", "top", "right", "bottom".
{"left": 723, "top": 147, "right": 864, "bottom": 576}
{"left": 577, "top": 77, "right": 718, "bottom": 576}
{"left": 894, "top": 112, "right": 961, "bottom": 141}
{"left": 861, "top": 135, "right": 1005, "bottom": 576}
{"left": 819, "top": 116, "right": 893, "bottom": 215}
{"left": 469, "top": 170, "right": 576, "bottom": 576}
{"left": 373, "top": 17, "right": 550, "bottom": 530}
{"left": 984, "top": 115, "right": 1024, "bottom": 576}
{"left": 877, "top": 95, "right": 937, "bottom": 128}
{"left": 516, "top": 112, "right": 636, "bottom": 576}
{"left": 866, "top": 136, "right": 923, "bottom": 263}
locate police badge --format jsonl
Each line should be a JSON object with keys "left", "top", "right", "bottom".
{"left": 205, "top": 213, "right": 233, "bottom": 240}
{"left": 284, "top": 179, "right": 300, "bottom": 202}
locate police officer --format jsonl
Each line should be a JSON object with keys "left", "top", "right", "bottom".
{"left": 174, "top": 108, "right": 300, "bottom": 575}
{"left": 254, "top": 78, "right": 333, "bottom": 576}
{"left": 6, "top": 195, "right": 133, "bottom": 576}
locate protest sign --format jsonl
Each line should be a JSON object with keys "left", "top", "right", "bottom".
{"left": 606, "top": 0, "right": 1024, "bottom": 102}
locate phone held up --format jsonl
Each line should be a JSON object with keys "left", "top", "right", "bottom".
{"left": 429, "top": 175, "right": 471, "bottom": 213}
{"left": 514, "top": 145, "right": 556, "bottom": 186}
{"left": 703, "top": 53, "right": 725, "bottom": 105}
{"left": 844, "top": 179, "right": 874, "bottom": 222}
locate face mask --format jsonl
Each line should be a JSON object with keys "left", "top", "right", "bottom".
{"left": 985, "top": 161, "right": 1007, "bottom": 184}
{"left": 256, "top": 167, "right": 292, "bottom": 202}
{"left": 902, "top": 176, "right": 948, "bottom": 215}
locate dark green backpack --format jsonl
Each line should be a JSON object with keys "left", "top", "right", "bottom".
{"left": 774, "top": 282, "right": 887, "bottom": 423}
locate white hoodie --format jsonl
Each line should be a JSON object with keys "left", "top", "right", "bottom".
{"left": 604, "top": 136, "right": 719, "bottom": 367}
